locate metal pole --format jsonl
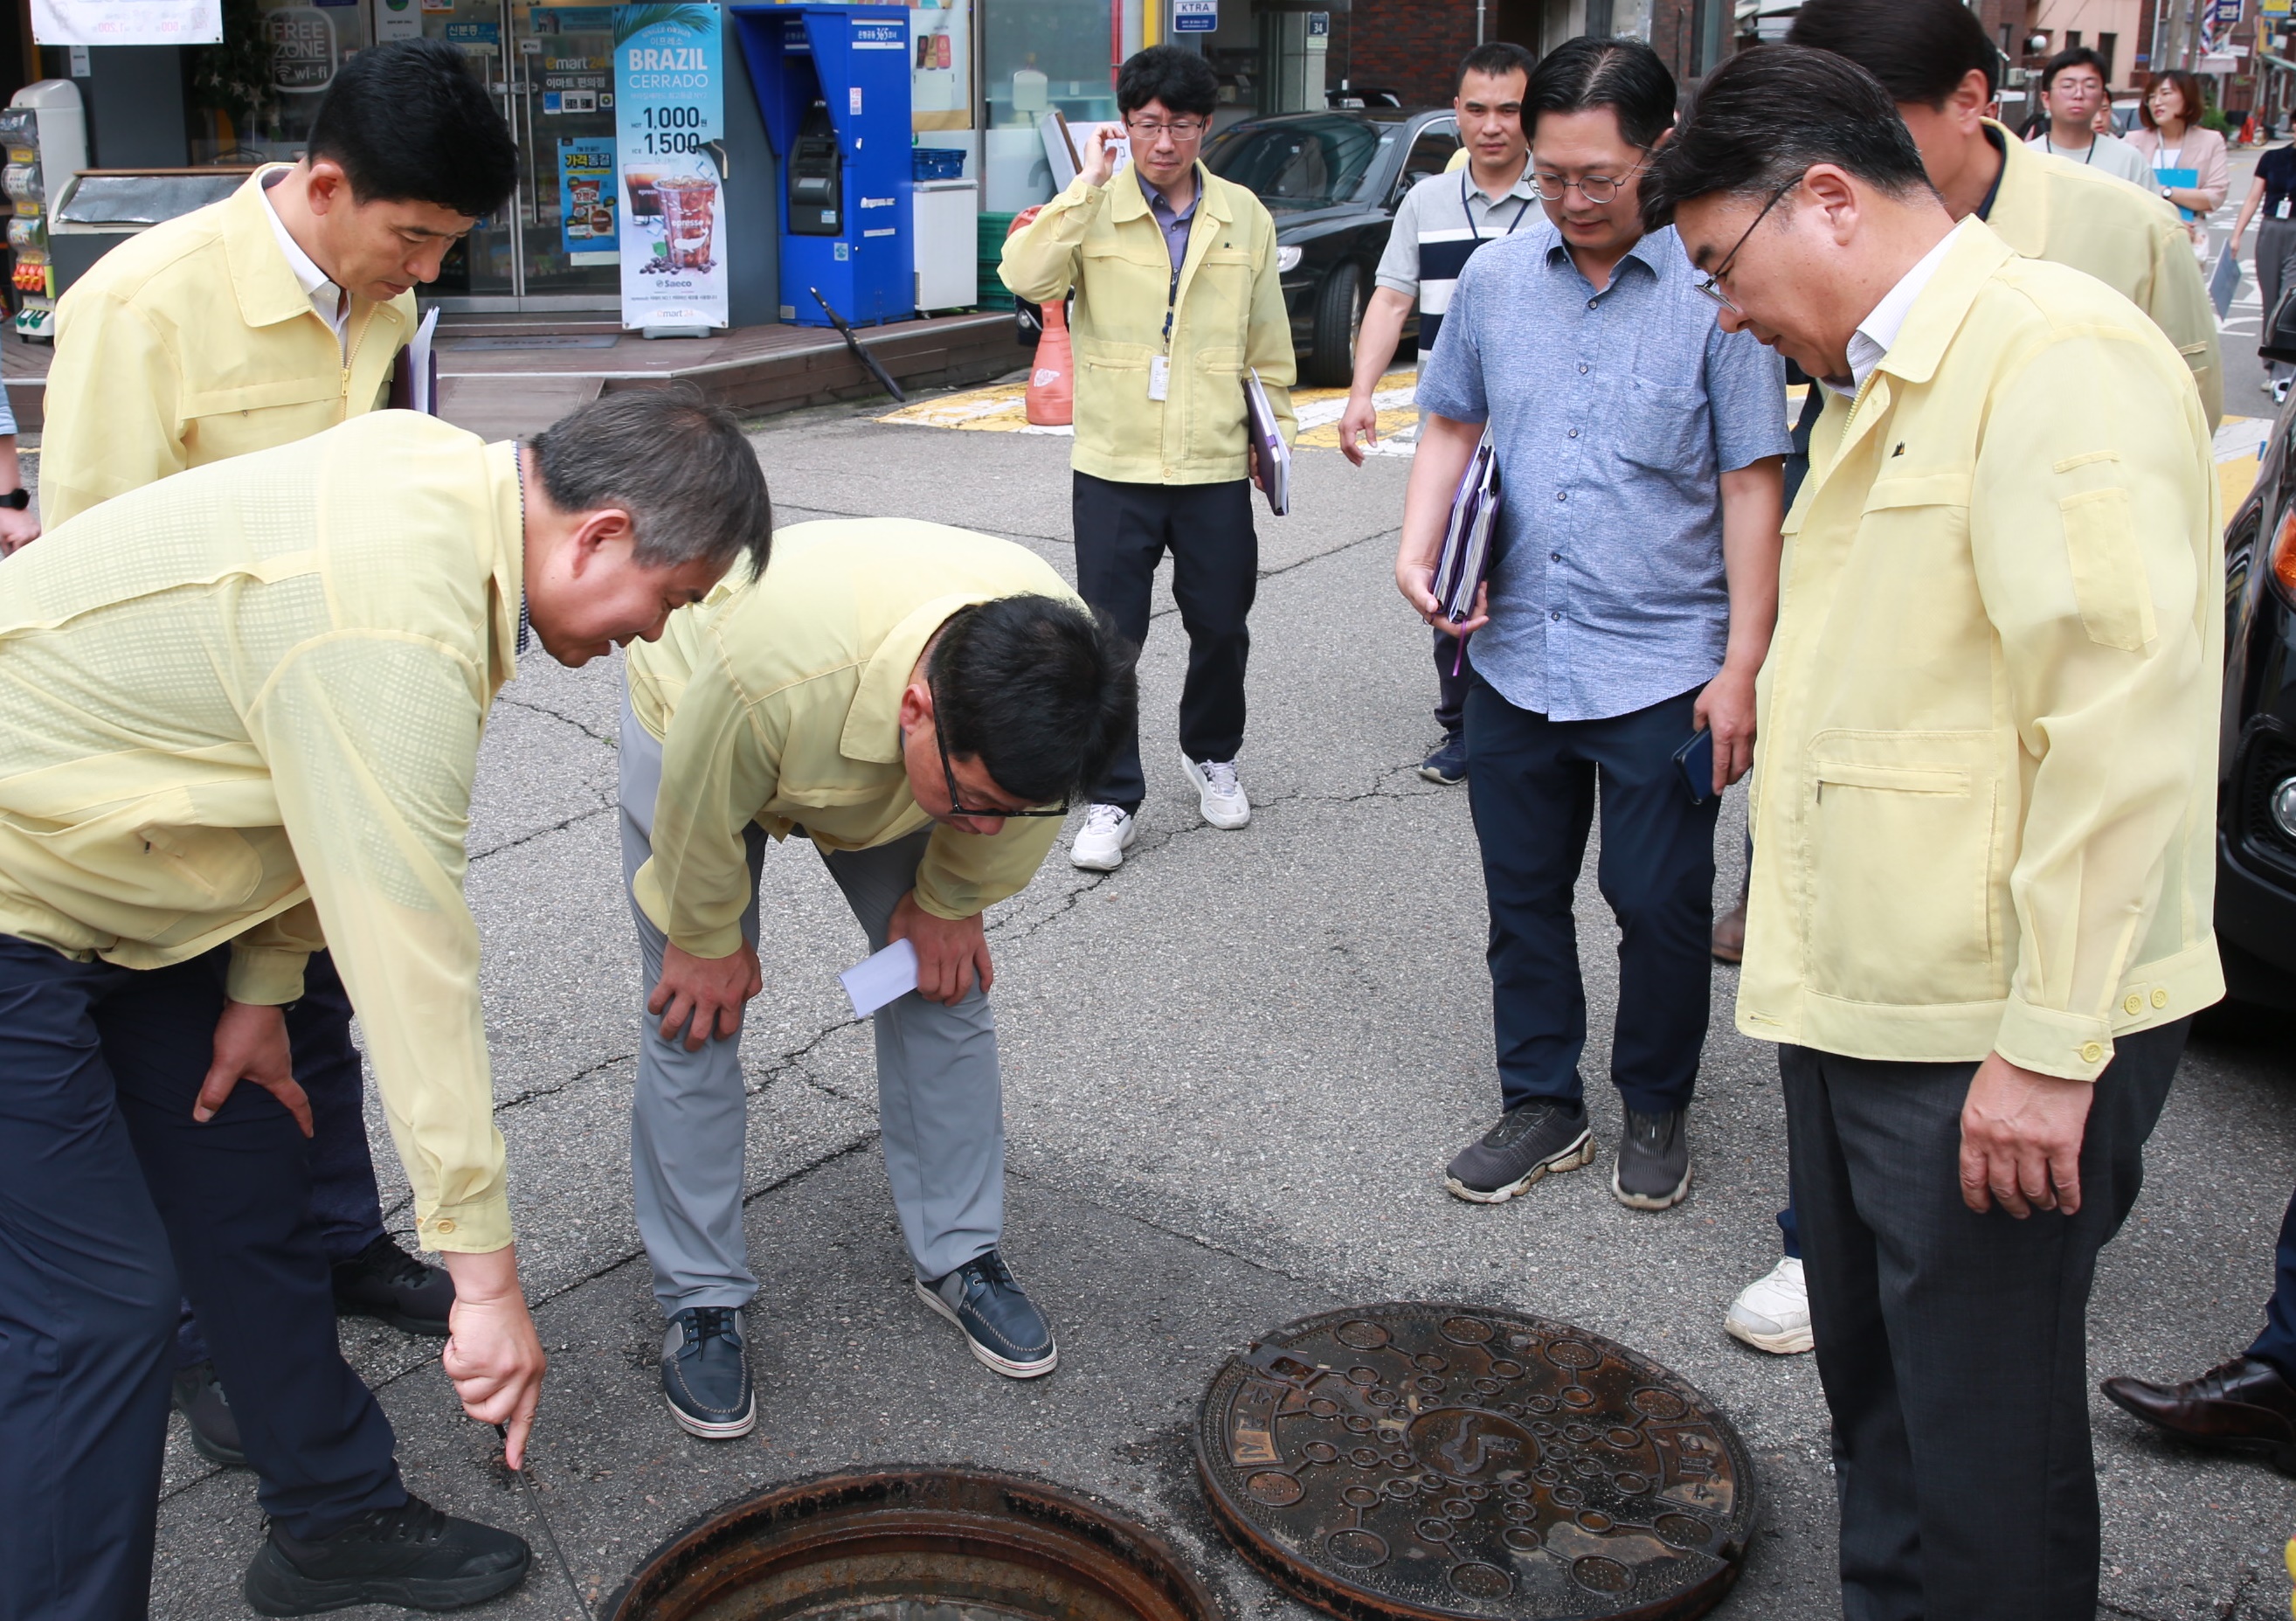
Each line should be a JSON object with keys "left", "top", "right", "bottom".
{"left": 1476, "top": 0, "right": 1487, "bottom": 45}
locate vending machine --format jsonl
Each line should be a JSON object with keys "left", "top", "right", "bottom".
{"left": 730, "top": 3, "right": 915, "bottom": 329}
{"left": 1, "top": 81, "right": 87, "bottom": 343}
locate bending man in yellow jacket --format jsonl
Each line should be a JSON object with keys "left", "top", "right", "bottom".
{"left": 1649, "top": 47, "right": 2218, "bottom": 1621}
{"left": 1000, "top": 45, "right": 1295, "bottom": 872}
{"left": 626, "top": 520, "right": 1135, "bottom": 1437}
{"left": 30, "top": 38, "right": 525, "bottom": 1512}
{"left": 0, "top": 395, "right": 767, "bottom": 1618}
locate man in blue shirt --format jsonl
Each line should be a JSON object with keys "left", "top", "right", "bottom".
{"left": 1396, "top": 36, "right": 1788, "bottom": 1211}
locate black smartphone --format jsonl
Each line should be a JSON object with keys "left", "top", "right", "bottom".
{"left": 1673, "top": 727, "right": 1716, "bottom": 807}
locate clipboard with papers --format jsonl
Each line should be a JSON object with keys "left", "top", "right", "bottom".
{"left": 1431, "top": 429, "right": 1500, "bottom": 628}
{"left": 1243, "top": 368, "right": 1290, "bottom": 516}
{"left": 388, "top": 307, "right": 439, "bottom": 416}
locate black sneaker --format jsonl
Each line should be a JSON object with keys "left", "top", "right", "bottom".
{"left": 660, "top": 1306, "right": 756, "bottom": 1440}
{"left": 1614, "top": 1107, "right": 1693, "bottom": 1210}
{"left": 1442, "top": 1097, "right": 1594, "bottom": 1203}
{"left": 1419, "top": 732, "right": 1468, "bottom": 786}
{"left": 332, "top": 1234, "right": 455, "bottom": 1338}
{"left": 241, "top": 1495, "right": 529, "bottom": 1616}
{"left": 916, "top": 1250, "right": 1057, "bottom": 1379}
{"left": 172, "top": 1359, "right": 246, "bottom": 1468}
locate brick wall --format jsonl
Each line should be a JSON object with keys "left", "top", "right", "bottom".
{"left": 1329, "top": 0, "right": 1481, "bottom": 109}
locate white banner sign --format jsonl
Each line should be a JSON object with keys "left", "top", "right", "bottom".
{"left": 31, "top": 0, "right": 221, "bottom": 45}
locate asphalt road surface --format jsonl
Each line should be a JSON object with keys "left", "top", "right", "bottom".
{"left": 126, "top": 327, "right": 2296, "bottom": 1621}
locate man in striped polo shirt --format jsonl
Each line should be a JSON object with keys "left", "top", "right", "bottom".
{"left": 1341, "top": 41, "right": 1537, "bottom": 786}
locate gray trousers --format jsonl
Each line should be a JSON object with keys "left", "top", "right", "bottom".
{"left": 1781, "top": 1021, "right": 2187, "bottom": 1621}
{"left": 2258, "top": 216, "right": 2296, "bottom": 380}
{"left": 619, "top": 704, "right": 1004, "bottom": 1313}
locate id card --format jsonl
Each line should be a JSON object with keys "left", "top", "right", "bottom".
{"left": 1148, "top": 353, "right": 1170, "bottom": 401}
{"left": 2279, "top": 197, "right": 2292, "bottom": 219}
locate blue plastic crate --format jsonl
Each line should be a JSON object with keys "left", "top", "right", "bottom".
{"left": 912, "top": 146, "right": 966, "bottom": 181}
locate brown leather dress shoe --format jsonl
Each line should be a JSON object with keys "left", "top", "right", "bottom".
{"left": 2100, "top": 1355, "right": 2296, "bottom": 1475}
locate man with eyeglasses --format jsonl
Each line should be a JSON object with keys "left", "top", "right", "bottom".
{"left": 620, "top": 519, "right": 1136, "bottom": 1432}
{"left": 1648, "top": 45, "right": 2217, "bottom": 1618}
{"left": 1394, "top": 36, "right": 1788, "bottom": 1217}
{"left": 1339, "top": 41, "right": 1537, "bottom": 788}
{"left": 1002, "top": 45, "right": 1295, "bottom": 874}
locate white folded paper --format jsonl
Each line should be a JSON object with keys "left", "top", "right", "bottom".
{"left": 839, "top": 939, "right": 919, "bottom": 1018}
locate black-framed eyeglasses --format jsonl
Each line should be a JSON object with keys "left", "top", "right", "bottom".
{"left": 1124, "top": 117, "right": 1208, "bottom": 142}
{"left": 1693, "top": 176, "right": 1801, "bottom": 315}
{"left": 931, "top": 683, "right": 1071, "bottom": 820}
{"left": 1527, "top": 164, "right": 1646, "bottom": 204}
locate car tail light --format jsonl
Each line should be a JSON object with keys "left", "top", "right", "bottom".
{"left": 2276, "top": 504, "right": 2296, "bottom": 601}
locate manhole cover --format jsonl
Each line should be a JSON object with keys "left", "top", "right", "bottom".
{"left": 1194, "top": 1305, "right": 1754, "bottom": 1621}
{"left": 608, "top": 1467, "right": 1222, "bottom": 1621}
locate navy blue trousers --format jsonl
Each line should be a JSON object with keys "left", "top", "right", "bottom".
{"left": 176, "top": 948, "right": 386, "bottom": 1367}
{"left": 0, "top": 936, "right": 405, "bottom": 1621}
{"left": 1464, "top": 675, "right": 1719, "bottom": 1117}
{"left": 2248, "top": 1185, "right": 2296, "bottom": 1377}
{"left": 1434, "top": 631, "right": 1469, "bottom": 738}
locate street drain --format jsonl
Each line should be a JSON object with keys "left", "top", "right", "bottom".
{"left": 607, "top": 1467, "right": 1223, "bottom": 1621}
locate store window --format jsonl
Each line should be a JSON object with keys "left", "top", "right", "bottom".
{"left": 982, "top": 0, "right": 1115, "bottom": 211}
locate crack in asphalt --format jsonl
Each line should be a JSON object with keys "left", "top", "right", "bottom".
{"left": 468, "top": 801, "right": 613, "bottom": 863}
{"left": 497, "top": 691, "right": 619, "bottom": 751}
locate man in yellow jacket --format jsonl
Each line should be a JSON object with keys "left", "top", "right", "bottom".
{"left": 627, "top": 521, "right": 1135, "bottom": 1434}
{"left": 0, "top": 395, "right": 768, "bottom": 1617}
{"left": 1001, "top": 45, "right": 1294, "bottom": 873}
{"left": 1649, "top": 46, "right": 2218, "bottom": 1621}
{"left": 33, "top": 39, "right": 522, "bottom": 1488}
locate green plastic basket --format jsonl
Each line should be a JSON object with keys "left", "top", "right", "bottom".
{"left": 977, "top": 211, "right": 1020, "bottom": 309}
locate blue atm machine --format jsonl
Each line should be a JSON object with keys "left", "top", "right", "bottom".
{"left": 731, "top": 4, "right": 916, "bottom": 328}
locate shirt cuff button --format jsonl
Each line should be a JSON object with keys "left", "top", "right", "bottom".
{"left": 2151, "top": 987, "right": 2169, "bottom": 1008}
{"left": 2079, "top": 1042, "right": 2105, "bottom": 1064}
{"left": 2124, "top": 993, "right": 2143, "bottom": 1015}
{"left": 434, "top": 1218, "right": 457, "bottom": 1235}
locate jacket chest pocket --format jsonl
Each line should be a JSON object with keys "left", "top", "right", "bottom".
{"left": 1186, "top": 247, "right": 1255, "bottom": 336}
{"left": 182, "top": 376, "right": 342, "bottom": 465}
{"left": 1801, "top": 733, "right": 2009, "bottom": 1008}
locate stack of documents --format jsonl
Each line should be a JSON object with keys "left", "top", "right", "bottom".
{"left": 1432, "top": 429, "right": 1499, "bottom": 625}
{"left": 1244, "top": 368, "right": 1290, "bottom": 516}
{"left": 389, "top": 307, "right": 439, "bottom": 416}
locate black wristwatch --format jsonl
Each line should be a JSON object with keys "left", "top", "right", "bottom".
{"left": 0, "top": 488, "right": 29, "bottom": 509}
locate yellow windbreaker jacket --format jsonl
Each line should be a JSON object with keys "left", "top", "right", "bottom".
{"left": 41, "top": 165, "right": 413, "bottom": 526}
{"left": 627, "top": 520, "right": 1080, "bottom": 955}
{"left": 1986, "top": 121, "right": 2222, "bottom": 429}
{"left": 999, "top": 162, "right": 1297, "bottom": 485}
{"left": 0, "top": 412, "right": 523, "bottom": 1250}
{"left": 1739, "top": 221, "right": 2223, "bottom": 1081}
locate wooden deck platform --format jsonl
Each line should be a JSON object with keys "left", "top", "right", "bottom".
{"left": 0, "top": 308, "right": 1022, "bottom": 440}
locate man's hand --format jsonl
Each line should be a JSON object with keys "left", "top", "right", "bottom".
{"left": 0, "top": 507, "right": 38, "bottom": 555}
{"left": 1395, "top": 551, "right": 1490, "bottom": 640}
{"left": 439, "top": 1246, "right": 547, "bottom": 1468}
{"left": 888, "top": 890, "right": 992, "bottom": 1005}
{"left": 1691, "top": 659, "right": 1760, "bottom": 793}
{"left": 196, "top": 1000, "right": 311, "bottom": 1135}
{"left": 649, "top": 939, "right": 763, "bottom": 1052}
{"left": 1960, "top": 1052, "right": 2096, "bottom": 1217}
{"left": 1338, "top": 393, "right": 1380, "bottom": 466}
{"left": 1079, "top": 123, "right": 1123, "bottom": 189}
{"left": 1247, "top": 438, "right": 1266, "bottom": 494}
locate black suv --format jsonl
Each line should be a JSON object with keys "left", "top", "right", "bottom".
{"left": 2219, "top": 411, "right": 2296, "bottom": 1008}
{"left": 1203, "top": 107, "right": 1466, "bottom": 386}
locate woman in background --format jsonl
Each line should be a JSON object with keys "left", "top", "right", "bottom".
{"left": 2127, "top": 69, "right": 2230, "bottom": 253}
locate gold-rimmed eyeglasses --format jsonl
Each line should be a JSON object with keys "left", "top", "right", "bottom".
{"left": 1527, "top": 165, "right": 1647, "bottom": 204}
{"left": 1692, "top": 176, "right": 1801, "bottom": 315}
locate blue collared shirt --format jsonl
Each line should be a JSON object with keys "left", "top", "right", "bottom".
{"left": 1142, "top": 176, "right": 1199, "bottom": 273}
{"left": 1415, "top": 221, "right": 1790, "bottom": 721}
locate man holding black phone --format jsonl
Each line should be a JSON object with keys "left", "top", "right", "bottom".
{"left": 1394, "top": 38, "right": 1786, "bottom": 1213}
{"left": 1000, "top": 45, "right": 1295, "bottom": 874}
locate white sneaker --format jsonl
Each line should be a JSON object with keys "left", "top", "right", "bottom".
{"left": 1725, "top": 1255, "right": 1813, "bottom": 1354}
{"left": 1183, "top": 755, "right": 1251, "bottom": 828}
{"left": 1069, "top": 804, "right": 1136, "bottom": 870}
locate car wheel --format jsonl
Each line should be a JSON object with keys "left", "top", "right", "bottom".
{"left": 1307, "top": 261, "right": 1364, "bottom": 388}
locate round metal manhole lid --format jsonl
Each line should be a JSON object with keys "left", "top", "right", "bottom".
{"left": 1193, "top": 1305, "right": 1755, "bottom": 1621}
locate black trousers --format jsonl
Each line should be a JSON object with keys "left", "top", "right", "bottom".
{"left": 1072, "top": 470, "right": 1257, "bottom": 810}
{"left": 0, "top": 937, "right": 405, "bottom": 1620}
{"left": 177, "top": 947, "right": 389, "bottom": 1366}
{"left": 1781, "top": 1022, "right": 2186, "bottom": 1621}
{"left": 1463, "top": 673, "right": 1718, "bottom": 1116}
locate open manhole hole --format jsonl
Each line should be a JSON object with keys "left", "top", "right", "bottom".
{"left": 1195, "top": 1305, "right": 1755, "bottom": 1621}
{"left": 607, "top": 1467, "right": 1223, "bottom": 1621}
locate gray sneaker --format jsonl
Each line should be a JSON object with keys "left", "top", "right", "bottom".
{"left": 1442, "top": 1098, "right": 1594, "bottom": 1203}
{"left": 660, "top": 1306, "right": 756, "bottom": 1439}
{"left": 1613, "top": 1107, "right": 1692, "bottom": 1210}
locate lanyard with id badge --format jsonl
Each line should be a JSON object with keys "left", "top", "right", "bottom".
{"left": 1149, "top": 261, "right": 1179, "bottom": 401}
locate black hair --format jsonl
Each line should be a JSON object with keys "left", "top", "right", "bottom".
{"left": 1117, "top": 45, "right": 1221, "bottom": 121}
{"left": 1456, "top": 41, "right": 1535, "bottom": 96}
{"left": 1786, "top": 0, "right": 1997, "bottom": 107}
{"left": 1641, "top": 44, "right": 1935, "bottom": 234}
{"left": 1525, "top": 36, "right": 1676, "bottom": 149}
{"left": 530, "top": 385, "right": 771, "bottom": 580}
{"left": 929, "top": 597, "right": 1138, "bottom": 807}
{"left": 2040, "top": 46, "right": 2110, "bottom": 94}
{"left": 307, "top": 38, "right": 518, "bottom": 218}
